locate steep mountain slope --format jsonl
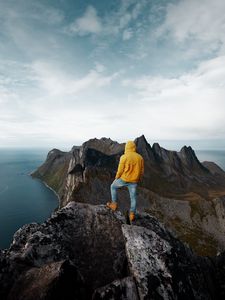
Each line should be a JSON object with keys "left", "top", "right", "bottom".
{"left": 31, "top": 135, "right": 225, "bottom": 255}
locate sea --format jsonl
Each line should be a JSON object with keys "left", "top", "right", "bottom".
{"left": 0, "top": 148, "right": 59, "bottom": 250}
{"left": 0, "top": 148, "right": 224, "bottom": 250}
{"left": 196, "top": 150, "right": 225, "bottom": 170}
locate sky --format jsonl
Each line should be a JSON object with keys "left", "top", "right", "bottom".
{"left": 0, "top": 0, "right": 225, "bottom": 150}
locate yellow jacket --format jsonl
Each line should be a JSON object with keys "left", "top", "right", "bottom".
{"left": 116, "top": 141, "right": 144, "bottom": 183}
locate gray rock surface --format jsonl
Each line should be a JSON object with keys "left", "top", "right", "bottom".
{"left": 122, "top": 224, "right": 216, "bottom": 300}
{"left": 0, "top": 202, "right": 127, "bottom": 299}
{"left": 1, "top": 202, "right": 225, "bottom": 299}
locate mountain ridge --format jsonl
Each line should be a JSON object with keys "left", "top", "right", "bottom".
{"left": 31, "top": 135, "right": 225, "bottom": 256}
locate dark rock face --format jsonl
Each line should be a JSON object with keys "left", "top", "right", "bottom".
{"left": 1, "top": 202, "right": 225, "bottom": 300}
{"left": 214, "top": 252, "right": 225, "bottom": 299}
{"left": 179, "top": 146, "right": 208, "bottom": 173}
{"left": 7, "top": 260, "right": 85, "bottom": 300}
{"left": 92, "top": 276, "right": 139, "bottom": 300}
{"left": 0, "top": 203, "right": 127, "bottom": 299}
{"left": 31, "top": 137, "right": 124, "bottom": 208}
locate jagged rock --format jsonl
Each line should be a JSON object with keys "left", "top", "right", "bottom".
{"left": 134, "top": 135, "right": 156, "bottom": 163}
{"left": 92, "top": 276, "right": 139, "bottom": 300}
{"left": 32, "top": 135, "right": 225, "bottom": 208}
{"left": 1, "top": 202, "right": 225, "bottom": 299}
{"left": 82, "top": 137, "right": 124, "bottom": 155}
{"left": 122, "top": 224, "right": 218, "bottom": 300}
{"left": 178, "top": 146, "right": 210, "bottom": 179}
{"left": 0, "top": 202, "right": 127, "bottom": 299}
{"left": 7, "top": 260, "right": 85, "bottom": 300}
{"left": 31, "top": 136, "right": 225, "bottom": 202}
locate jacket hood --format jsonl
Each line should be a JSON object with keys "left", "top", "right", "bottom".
{"left": 125, "top": 141, "right": 136, "bottom": 153}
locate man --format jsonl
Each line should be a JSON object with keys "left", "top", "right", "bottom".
{"left": 107, "top": 140, "right": 144, "bottom": 222}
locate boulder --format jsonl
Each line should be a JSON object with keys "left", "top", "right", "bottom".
{"left": 122, "top": 224, "right": 218, "bottom": 300}
{"left": 0, "top": 202, "right": 127, "bottom": 299}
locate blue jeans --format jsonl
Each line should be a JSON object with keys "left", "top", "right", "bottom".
{"left": 110, "top": 178, "right": 137, "bottom": 213}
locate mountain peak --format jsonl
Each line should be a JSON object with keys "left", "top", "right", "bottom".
{"left": 134, "top": 134, "right": 149, "bottom": 146}
{"left": 152, "top": 142, "right": 161, "bottom": 149}
{"left": 134, "top": 135, "right": 157, "bottom": 162}
{"left": 46, "top": 148, "right": 66, "bottom": 160}
{"left": 179, "top": 145, "right": 209, "bottom": 173}
{"left": 180, "top": 145, "right": 194, "bottom": 153}
{"left": 81, "top": 137, "right": 124, "bottom": 156}
{"left": 152, "top": 142, "right": 164, "bottom": 155}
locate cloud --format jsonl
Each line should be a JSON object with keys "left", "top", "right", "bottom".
{"left": 157, "top": 0, "right": 225, "bottom": 49}
{"left": 123, "top": 28, "right": 133, "bottom": 40}
{"left": 31, "top": 60, "right": 118, "bottom": 96}
{"left": 121, "top": 55, "right": 225, "bottom": 139}
{"left": 94, "top": 62, "right": 106, "bottom": 73}
{"left": 67, "top": 0, "right": 148, "bottom": 40}
{"left": 0, "top": 55, "right": 224, "bottom": 147}
{"left": 31, "top": 3, "right": 64, "bottom": 25}
{"left": 69, "top": 5, "right": 102, "bottom": 35}
{"left": 1, "top": 54, "right": 224, "bottom": 147}
{"left": 0, "top": 2, "right": 64, "bottom": 60}
{"left": 119, "top": 12, "right": 132, "bottom": 29}
{"left": 0, "top": 0, "right": 224, "bottom": 148}
{"left": 104, "top": 0, "right": 148, "bottom": 37}
{"left": 0, "top": 1, "right": 64, "bottom": 26}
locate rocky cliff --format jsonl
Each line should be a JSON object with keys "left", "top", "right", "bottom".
{"left": 1, "top": 201, "right": 225, "bottom": 300}
{"left": 31, "top": 135, "right": 225, "bottom": 256}
{"left": 31, "top": 136, "right": 225, "bottom": 207}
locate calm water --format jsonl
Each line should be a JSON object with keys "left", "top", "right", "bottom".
{"left": 196, "top": 150, "right": 225, "bottom": 171}
{"left": 0, "top": 148, "right": 58, "bottom": 249}
{"left": 0, "top": 148, "right": 224, "bottom": 250}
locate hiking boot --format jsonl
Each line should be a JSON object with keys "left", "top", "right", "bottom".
{"left": 106, "top": 201, "right": 118, "bottom": 211}
{"left": 129, "top": 212, "right": 135, "bottom": 222}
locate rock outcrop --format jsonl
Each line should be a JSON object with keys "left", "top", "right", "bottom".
{"left": 1, "top": 202, "right": 225, "bottom": 300}
{"left": 31, "top": 135, "right": 225, "bottom": 208}
{"left": 31, "top": 136, "right": 225, "bottom": 255}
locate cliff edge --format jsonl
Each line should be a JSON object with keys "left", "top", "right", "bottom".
{"left": 1, "top": 202, "right": 225, "bottom": 300}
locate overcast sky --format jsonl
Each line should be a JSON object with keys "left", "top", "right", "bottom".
{"left": 0, "top": 0, "right": 225, "bottom": 150}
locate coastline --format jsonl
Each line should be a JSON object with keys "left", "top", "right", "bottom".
{"left": 29, "top": 173, "right": 60, "bottom": 210}
{"left": 41, "top": 180, "right": 60, "bottom": 211}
